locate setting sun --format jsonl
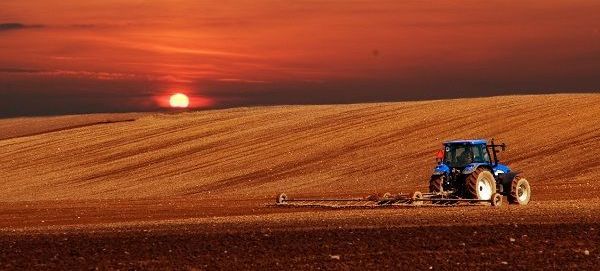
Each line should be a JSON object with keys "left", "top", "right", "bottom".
{"left": 169, "top": 93, "right": 190, "bottom": 108}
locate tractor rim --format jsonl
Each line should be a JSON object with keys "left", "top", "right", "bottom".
{"left": 477, "top": 178, "right": 493, "bottom": 200}
{"left": 517, "top": 183, "right": 528, "bottom": 202}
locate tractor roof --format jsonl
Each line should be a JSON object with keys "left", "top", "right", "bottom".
{"left": 443, "top": 139, "right": 487, "bottom": 145}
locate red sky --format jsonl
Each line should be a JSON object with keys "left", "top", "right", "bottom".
{"left": 1, "top": 0, "right": 599, "bottom": 116}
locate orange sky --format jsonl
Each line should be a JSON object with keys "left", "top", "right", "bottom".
{"left": 1, "top": 0, "right": 599, "bottom": 116}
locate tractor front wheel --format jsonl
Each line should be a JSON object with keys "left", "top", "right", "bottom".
{"left": 466, "top": 168, "right": 496, "bottom": 200}
{"left": 508, "top": 176, "right": 531, "bottom": 205}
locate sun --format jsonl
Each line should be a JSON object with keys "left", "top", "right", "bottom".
{"left": 169, "top": 93, "right": 189, "bottom": 108}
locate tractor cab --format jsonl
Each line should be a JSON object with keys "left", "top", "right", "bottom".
{"left": 434, "top": 139, "right": 510, "bottom": 178}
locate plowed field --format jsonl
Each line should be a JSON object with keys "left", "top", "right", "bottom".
{"left": 1, "top": 94, "right": 599, "bottom": 270}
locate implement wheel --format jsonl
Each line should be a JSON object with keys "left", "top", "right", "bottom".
{"left": 508, "top": 176, "right": 531, "bottom": 205}
{"left": 276, "top": 193, "right": 288, "bottom": 204}
{"left": 466, "top": 168, "right": 496, "bottom": 200}
{"left": 412, "top": 191, "right": 423, "bottom": 206}
{"left": 491, "top": 193, "right": 503, "bottom": 207}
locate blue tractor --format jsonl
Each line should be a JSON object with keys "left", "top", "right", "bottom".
{"left": 430, "top": 139, "right": 531, "bottom": 205}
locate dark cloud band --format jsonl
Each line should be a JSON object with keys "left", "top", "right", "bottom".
{"left": 0, "top": 23, "right": 44, "bottom": 32}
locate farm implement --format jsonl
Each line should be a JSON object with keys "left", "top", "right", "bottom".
{"left": 276, "top": 191, "right": 504, "bottom": 207}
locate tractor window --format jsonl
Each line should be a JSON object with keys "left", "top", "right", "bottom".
{"left": 472, "top": 144, "right": 489, "bottom": 163}
{"left": 444, "top": 144, "right": 473, "bottom": 167}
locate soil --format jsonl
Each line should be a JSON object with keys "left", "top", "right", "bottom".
{"left": 0, "top": 94, "right": 599, "bottom": 270}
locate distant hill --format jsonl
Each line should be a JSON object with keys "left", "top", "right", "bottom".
{"left": 0, "top": 113, "right": 142, "bottom": 140}
{"left": 1, "top": 94, "right": 598, "bottom": 202}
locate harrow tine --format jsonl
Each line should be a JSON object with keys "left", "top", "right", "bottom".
{"left": 275, "top": 192, "right": 501, "bottom": 208}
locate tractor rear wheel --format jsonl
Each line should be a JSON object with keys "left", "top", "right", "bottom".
{"left": 466, "top": 168, "right": 496, "bottom": 200}
{"left": 429, "top": 175, "right": 444, "bottom": 193}
{"left": 508, "top": 176, "right": 531, "bottom": 205}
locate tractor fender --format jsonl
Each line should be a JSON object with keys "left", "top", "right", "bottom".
{"left": 432, "top": 163, "right": 450, "bottom": 175}
{"left": 461, "top": 163, "right": 492, "bottom": 175}
{"left": 499, "top": 171, "right": 520, "bottom": 196}
{"left": 493, "top": 163, "right": 511, "bottom": 175}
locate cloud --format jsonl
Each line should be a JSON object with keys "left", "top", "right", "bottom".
{"left": 0, "top": 68, "right": 42, "bottom": 73}
{"left": 217, "top": 78, "right": 268, "bottom": 84}
{"left": 69, "top": 24, "right": 98, "bottom": 28}
{"left": 0, "top": 23, "right": 44, "bottom": 32}
{"left": 0, "top": 67, "right": 190, "bottom": 83}
{"left": 114, "top": 39, "right": 255, "bottom": 58}
{"left": 0, "top": 22, "right": 112, "bottom": 32}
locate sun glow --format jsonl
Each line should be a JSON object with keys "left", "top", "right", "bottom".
{"left": 169, "top": 93, "right": 190, "bottom": 108}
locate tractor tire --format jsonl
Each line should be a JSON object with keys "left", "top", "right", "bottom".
{"left": 508, "top": 176, "right": 531, "bottom": 205}
{"left": 466, "top": 168, "right": 496, "bottom": 200}
{"left": 429, "top": 175, "right": 444, "bottom": 193}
